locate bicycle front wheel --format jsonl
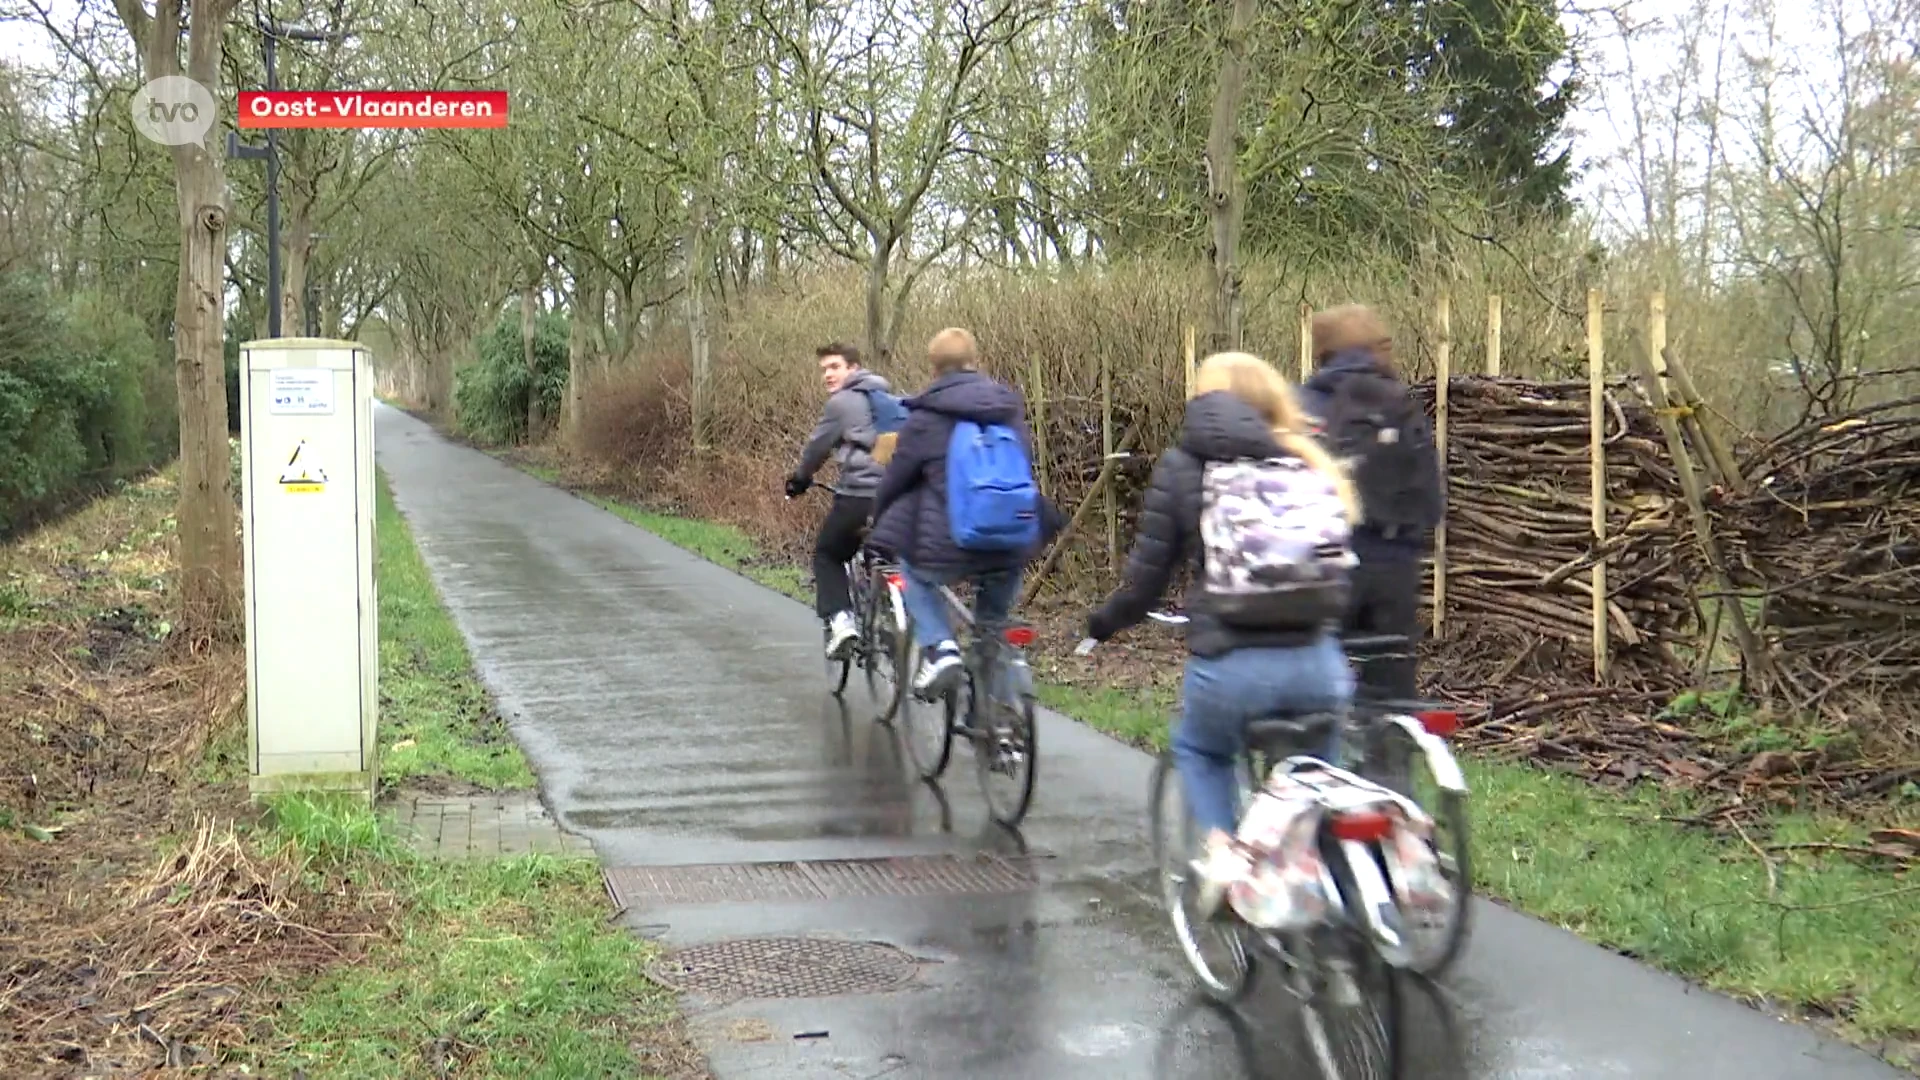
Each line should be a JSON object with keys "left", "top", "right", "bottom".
{"left": 825, "top": 628, "right": 852, "bottom": 695}
{"left": 975, "top": 691, "right": 1037, "bottom": 827}
{"left": 862, "top": 574, "right": 909, "bottom": 726}
{"left": 1371, "top": 725, "right": 1473, "bottom": 978}
{"left": 1149, "top": 752, "right": 1252, "bottom": 1003}
{"left": 900, "top": 646, "right": 956, "bottom": 780}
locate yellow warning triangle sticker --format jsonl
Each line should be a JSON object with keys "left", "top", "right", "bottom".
{"left": 278, "top": 440, "right": 329, "bottom": 491}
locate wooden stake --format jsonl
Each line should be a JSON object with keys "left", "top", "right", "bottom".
{"left": 1431, "top": 292, "right": 1451, "bottom": 640}
{"left": 1298, "top": 301, "right": 1313, "bottom": 381}
{"left": 1029, "top": 352, "right": 1049, "bottom": 495}
{"left": 1102, "top": 346, "right": 1116, "bottom": 568}
{"left": 1183, "top": 324, "right": 1197, "bottom": 399}
{"left": 1587, "top": 288, "right": 1609, "bottom": 680}
{"left": 1635, "top": 291, "right": 1770, "bottom": 689}
{"left": 1486, "top": 294, "right": 1503, "bottom": 376}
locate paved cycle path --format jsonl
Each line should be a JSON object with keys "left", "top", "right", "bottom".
{"left": 374, "top": 403, "right": 1902, "bottom": 1080}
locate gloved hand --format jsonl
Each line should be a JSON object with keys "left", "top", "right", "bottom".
{"left": 784, "top": 474, "right": 811, "bottom": 499}
{"left": 1085, "top": 609, "right": 1116, "bottom": 644}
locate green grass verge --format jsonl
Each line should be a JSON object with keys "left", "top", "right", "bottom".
{"left": 247, "top": 469, "right": 685, "bottom": 1078}
{"left": 251, "top": 797, "right": 684, "bottom": 1080}
{"left": 375, "top": 469, "right": 536, "bottom": 790}
{"left": 493, "top": 462, "right": 1917, "bottom": 1065}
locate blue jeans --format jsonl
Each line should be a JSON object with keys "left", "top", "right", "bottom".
{"left": 899, "top": 560, "right": 1022, "bottom": 650}
{"left": 1174, "top": 636, "right": 1354, "bottom": 837}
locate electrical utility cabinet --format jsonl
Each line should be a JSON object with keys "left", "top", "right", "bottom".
{"left": 239, "top": 338, "right": 378, "bottom": 804}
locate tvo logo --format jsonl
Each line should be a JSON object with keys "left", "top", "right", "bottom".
{"left": 132, "top": 76, "right": 217, "bottom": 145}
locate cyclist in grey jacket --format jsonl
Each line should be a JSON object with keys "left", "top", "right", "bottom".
{"left": 786, "top": 342, "right": 894, "bottom": 659}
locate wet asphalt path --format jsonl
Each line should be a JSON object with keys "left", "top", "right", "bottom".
{"left": 374, "top": 404, "right": 1902, "bottom": 1080}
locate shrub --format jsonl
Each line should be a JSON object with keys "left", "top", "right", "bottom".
{"left": 0, "top": 275, "right": 174, "bottom": 534}
{"left": 453, "top": 308, "right": 569, "bottom": 446}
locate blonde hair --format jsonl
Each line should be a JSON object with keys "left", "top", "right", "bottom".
{"left": 928, "top": 327, "right": 979, "bottom": 375}
{"left": 1194, "top": 351, "right": 1363, "bottom": 523}
{"left": 1310, "top": 303, "right": 1394, "bottom": 367}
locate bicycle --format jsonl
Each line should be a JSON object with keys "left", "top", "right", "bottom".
{"left": 826, "top": 546, "right": 913, "bottom": 726}
{"left": 1328, "top": 633, "right": 1474, "bottom": 978}
{"left": 897, "top": 578, "right": 1039, "bottom": 828}
{"left": 786, "top": 486, "right": 911, "bottom": 725}
{"left": 1119, "top": 612, "right": 1473, "bottom": 979}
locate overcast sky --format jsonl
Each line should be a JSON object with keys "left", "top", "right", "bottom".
{"left": 0, "top": 0, "right": 1841, "bottom": 232}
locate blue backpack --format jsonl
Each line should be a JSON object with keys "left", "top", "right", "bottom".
{"left": 859, "top": 386, "right": 909, "bottom": 435}
{"left": 946, "top": 420, "right": 1041, "bottom": 551}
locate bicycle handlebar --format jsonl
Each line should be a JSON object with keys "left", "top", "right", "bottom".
{"left": 1074, "top": 611, "right": 1415, "bottom": 657}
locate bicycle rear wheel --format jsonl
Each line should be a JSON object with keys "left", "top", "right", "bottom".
{"left": 975, "top": 689, "right": 1037, "bottom": 827}
{"left": 1288, "top": 924, "right": 1402, "bottom": 1080}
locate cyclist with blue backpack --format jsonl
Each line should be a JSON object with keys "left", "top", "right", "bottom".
{"left": 867, "top": 327, "right": 1062, "bottom": 701}
{"left": 786, "top": 342, "right": 909, "bottom": 661}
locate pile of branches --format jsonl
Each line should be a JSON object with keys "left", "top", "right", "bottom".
{"left": 1409, "top": 376, "right": 1698, "bottom": 686}
{"left": 1715, "top": 394, "right": 1920, "bottom": 731}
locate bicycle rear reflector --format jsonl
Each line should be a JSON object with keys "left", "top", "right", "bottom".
{"left": 1002, "top": 626, "right": 1037, "bottom": 648}
{"left": 1416, "top": 709, "right": 1459, "bottom": 737}
{"left": 1330, "top": 809, "right": 1395, "bottom": 843}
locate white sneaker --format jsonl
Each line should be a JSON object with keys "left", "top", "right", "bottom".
{"left": 825, "top": 611, "right": 860, "bottom": 660}
{"left": 912, "top": 641, "right": 962, "bottom": 699}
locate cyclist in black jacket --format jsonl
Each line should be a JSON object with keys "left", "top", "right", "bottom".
{"left": 1085, "top": 351, "right": 1360, "bottom": 916}
{"left": 1296, "top": 305, "right": 1444, "bottom": 703}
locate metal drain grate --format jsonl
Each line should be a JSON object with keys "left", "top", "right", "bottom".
{"left": 645, "top": 936, "right": 921, "bottom": 999}
{"left": 604, "top": 853, "right": 1037, "bottom": 908}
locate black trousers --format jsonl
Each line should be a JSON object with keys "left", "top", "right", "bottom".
{"left": 1343, "top": 557, "right": 1422, "bottom": 702}
{"left": 814, "top": 493, "right": 874, "bottom": 619}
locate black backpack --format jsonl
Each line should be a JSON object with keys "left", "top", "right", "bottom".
{"left": 1316, "top": 370, "right": 1441, "bottom": 532}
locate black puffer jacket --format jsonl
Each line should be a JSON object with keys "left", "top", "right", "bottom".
{"left": 867, "top": 370, "right": 1062, "bottom": 577}
{"left": 1087, "top": 391, "right": 1335, "bottom": 657}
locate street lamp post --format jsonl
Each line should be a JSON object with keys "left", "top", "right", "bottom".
{"left": 226, "top": 18, "right": 338, "bottom": 339}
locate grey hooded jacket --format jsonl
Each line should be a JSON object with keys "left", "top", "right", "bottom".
{"left": 794, "top": 368, "right": 893, "bottom": 497}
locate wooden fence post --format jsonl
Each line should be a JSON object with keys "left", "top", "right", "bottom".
{"left": 1486, "top": 294, "right": 1502, "bottom": 376}
{"left": 1102, "top": 347, "right": 1116, "bottom": 567}
{"left": 1298, "top": 302, "right": 1313, "bottom": 381}
{"left": 1431, "top": 292, "right": 1451, "bottom": 641}
{"left": 1587, "top": 288, "right": 1609, "bottom": 680}
{"left": 1029, "top": 352, "right": 1049, "bottom": 495}
{"left": 1184, "top": 324, "right": 1197, "bottom": 399}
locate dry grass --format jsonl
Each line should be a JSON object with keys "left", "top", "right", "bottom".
{"left": 0, "top": 469, "right": 395, "bottom": 1076}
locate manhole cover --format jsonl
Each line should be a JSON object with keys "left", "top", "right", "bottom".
{"left": 645, "top": 937, "right": 922, "bottom": 999}
{"left": 604, "top": 853, "right": 1039, "bottom": 908}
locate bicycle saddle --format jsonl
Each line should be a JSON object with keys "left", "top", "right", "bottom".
{"left": 1246, "top": 710, "right": 1342, "bottom": 750}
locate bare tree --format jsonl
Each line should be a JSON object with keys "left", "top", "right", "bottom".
{"left": 108, "top": 0, "right": 243, "bottom": 636}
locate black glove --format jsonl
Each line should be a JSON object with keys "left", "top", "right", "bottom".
{"left": 784, "top": 474, "right": 811, "bottom": 498}
{"left": 1086, "top": 609, "right": 1116, "bottom": 643}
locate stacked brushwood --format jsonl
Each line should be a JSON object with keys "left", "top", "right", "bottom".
{"left": 1713, "top": 395, "right": 1920, "bottom": 727}
{"left": 1407, "top": 376, "right": 1698, "bottom": 687}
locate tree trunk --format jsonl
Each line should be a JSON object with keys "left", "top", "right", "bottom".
{"left": 281, "top": 194, "right": 313, "bottom": 337}
{"left": 864, "top": 236, "right": 894, "bottom": 364}
{"left": 564, "top": 265, "right": 596, "bottom": 435}
{"left": 520, "top": 281, "right": 541, "bottom": 442}
{"left": 684, "top": 193, "right": 713, "bottom": 453}
{"left": 1205, "top": 0, "right": 1258, "bottom": 352}
{"left": 173, "top": 155, "right": 242, "bottom": 636}
{"left": 109, "top": 0, "right": 245, "bottom": 639}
